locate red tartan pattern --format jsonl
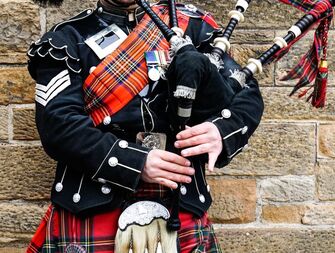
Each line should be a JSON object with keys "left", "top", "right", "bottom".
{"left": 132, "top": 181, "right": 171, "bottom": 199}
{"left": 26, "top": 206, "right": 222, "bottom": 253}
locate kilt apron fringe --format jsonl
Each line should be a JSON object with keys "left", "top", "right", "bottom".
{"left": 26, "top": 205, "right": 221, "bottom": 253}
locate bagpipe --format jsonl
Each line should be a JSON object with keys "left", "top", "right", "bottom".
{"left": 114, "top": 0, "right": 334, "bottom": 252}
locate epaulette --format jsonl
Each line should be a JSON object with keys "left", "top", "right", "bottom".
{"left": 27, "top": 8, "right": 95, "bottom": 77}
{"left": 52, "top": 8, "right": 94, "bottom": 32}
{"left": 27, "top": 32, "right": 82, "bottom": 78}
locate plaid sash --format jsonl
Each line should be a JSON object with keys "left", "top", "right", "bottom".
{"left": 83, "top": 6, "right": 190, "bottom": 126}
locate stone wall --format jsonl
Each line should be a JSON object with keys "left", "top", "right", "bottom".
{"left": 0, "top": 0, "right": 334, "bottom": 252}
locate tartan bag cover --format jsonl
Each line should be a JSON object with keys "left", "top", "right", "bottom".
{"left": 274, "top": 0, "right": 334, "bottom": 107}
{"left": 26, "top": 205, "right": 222, "bottom": 253}
{"left": 83, "top": 5, "right": 190, "bottom": 126}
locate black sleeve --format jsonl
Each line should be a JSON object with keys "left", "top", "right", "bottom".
{"left": 207, "top": 52, "right": 264, "bottom": 167}
{"left": 28, "top": 31, "right": 149, "bottom": 192}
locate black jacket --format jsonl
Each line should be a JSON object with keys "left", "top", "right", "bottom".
{"left": 27, "top": 2, "right": 264, "bottom": 217}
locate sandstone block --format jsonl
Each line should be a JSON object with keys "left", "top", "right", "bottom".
{"left": 214, "top": 123, "right": 316, "bottom": 176}
{"left": 0, "top": 248, "right": 25, "bottom": 253}
{"left": 262, "top": 204, "right": 306, "bottom": 223}
{"left": 0, "top": 145, "right": 55, "bottom": 200}
{"left": 261, "top": 87, "right": 335, "bottom": 121}
{"left": 0, "top": 0, "right": 40, "bottom": 64}
{"left": 317, "top": 160, "right": 335, "bottom": 201}
{"left": 216, "top": 227, "right": 335, "bottom": 253}
{"left": 0, "top": 202, "right": 48, "bottom": 233}
{"left": 13, "top": 107, "right": 39, "bottom": 140}
{"left": 0, "top": 67, "right": 35, "bottom": 105}
{"left": 230, "top": 30, "right": 275, "bottom": 44}
{"left": 207, "top": 178, "right": 256, "bottom": 223}
{"left": 0, "top": 107, "right": 8, "bottom": 141}
{"left": 0, "top": 230, "right": 33, "bottom": 248}
{"left": 302, "top": 204, "right": 335, "bottom": 225}
{"left": 318, "top": 124, "right": 335, "bottom": 159}
{"left": 259, "top": 176, "right": 315, "bottom": 202}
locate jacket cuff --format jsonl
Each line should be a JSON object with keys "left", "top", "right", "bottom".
{"left": 91, "top": 139, "right": 149, "bottom": 192}
{"left": 207, "top": 108, "right": 249, "bottom": 168}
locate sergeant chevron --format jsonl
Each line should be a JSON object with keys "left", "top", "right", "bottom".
{"left": 35, "top": 69, "right": 71, "bottom": 106}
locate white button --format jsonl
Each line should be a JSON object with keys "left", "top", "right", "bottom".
{"left": 119, "top": 140, "right": 128, "bottom": 149}
{"left": 97, "top": 7, "right": 103, "bottom": 13}
{"left": 55, "top": 182, "right": 63, "bottom": 192}
{"left": 108, "top": 157, "right": 118, "bottom": 167}
{"left": 103, "top": 116, "right": 111, "bottom": 125}
{"left": 242, "top": 144, "right": 249, "bottom": 151}
{"left": 98, "top": 178, "right": 107, "bottom": 184}
{"left": 185, "top": 4, "right": 197, "bottom": 12}
{"left": 207, "top": 185, "right": 211, "bottom": 193}
{"left": 73, "top": 193, "right": 81, "bottom": 203}
{"left": 221, "top": 109, "right": 231, "bottom": 119}
{"left": 180, "top": 185, "right": 187, "bottom": 195}
{"left": 199, "top": 194, "right": 205, "bottom": 203}
{"left": 101, "top": 185, "right": 111, "bottom": 194}
{"left": 89, "top": 66, "right": 96, "bottom": 74}
{"left": 242, "top": 126, "right": 248, "bottom": 135}
{"left": 87, "top": 10, "right": 92, "bottom": 14}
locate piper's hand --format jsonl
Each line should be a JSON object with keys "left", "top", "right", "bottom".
{"left": 142, "top": 149, "right": 195, "bottom": 189}
{"left": 174, "top": 122, "right": 223, "bottom": 172}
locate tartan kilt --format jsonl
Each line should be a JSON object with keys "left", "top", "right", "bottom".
{"left": 26, "top": 204, "right": 222, "bottom": 253}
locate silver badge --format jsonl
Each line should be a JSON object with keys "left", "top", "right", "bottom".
{"left": 136, "top": 132, "right": 167, "bottom": 150}
{"left": 85, "top": 24, "right": 127, "bottom": 59}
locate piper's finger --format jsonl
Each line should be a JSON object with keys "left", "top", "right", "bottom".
{"left": 176, "top": 123, "right": 209, "bottom": 140}
{"left": 181, "top": 143, "right": 211, "bottom": 157}
{"left": 157, "top": 160, "right": 195, "bottom": 176}
{"left": 158, "top": 169, "right": 193, "bottom": 185}
{"left": 155, "top": 177, "right": 179, "bottom": 189}
{"left": 207, "top": 152, "right": 219, "bottom": 172}
{"left": 160, "top": 150, "right": 191, "bottom": 166}
{"left": 175, "top": 133, "right": 211, "bottom": 149}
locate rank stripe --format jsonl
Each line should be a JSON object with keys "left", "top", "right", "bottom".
{"left": 36, "top": 69, "right": 69, "bottom": 92}
{"left": 35, "top": 75, "right": 70, "bottom": 99}
{"left": 35, "top": 79, "right": 71, "bottom": 106}
{"left": 35, "top": 70, "right": 71, "bottom": 106}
